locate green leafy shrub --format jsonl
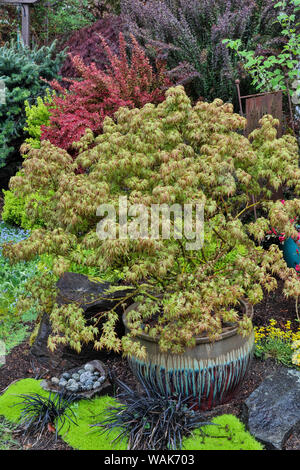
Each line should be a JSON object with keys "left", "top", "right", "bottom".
{"left": 1, "top": 90, "right": 54, "bottom": 230}
{"left": 3, "top": 86, "right": 300, "bottom": 358}
{"left": 2, "top": 187, "right": 51, "bottom": 230}
{"left": 0, "top": 40, "right": 65, "bottom": 168}
{"left": 37, "top": 252, "right": 122, "bottom": 282}
{"left": 24, "top": 90, "right": 54, "bottom": 149}
{"left": 223, "top": 0, "right": 300, "bottom": 96}
{"left": 1, "top": 188, "right": 26, "bottom": 228}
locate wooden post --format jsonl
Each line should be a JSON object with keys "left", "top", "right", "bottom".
{"left": 21, "top": 3, "right": 30, "bottom": 46}
{"left": 0, "top": 0, "right": 41, "bottom": 47}
{"left": 235, "top": 79, "right": 244, "bottom": 116}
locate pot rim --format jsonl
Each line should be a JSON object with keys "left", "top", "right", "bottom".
{"left": 122, "top": 299, "right": 253, "bottom": 345}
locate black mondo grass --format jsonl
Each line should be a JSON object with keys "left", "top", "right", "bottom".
{"left": 13, "top": 392, "right": 78, "bottom": 440}
{"left": 91, "top": 376, "right": 217, "bottom": 450}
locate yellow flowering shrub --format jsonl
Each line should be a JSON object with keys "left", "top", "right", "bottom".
{"left": 291, "top": 340, "right": 300, "bottom": 367}
{"left": 254, "top": 319, "right": 300, "bottom": 368}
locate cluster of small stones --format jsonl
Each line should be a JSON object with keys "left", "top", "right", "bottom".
{"left": 51, "top": 363, "right": 106, "bottom": 393}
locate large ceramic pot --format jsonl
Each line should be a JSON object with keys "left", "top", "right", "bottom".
{"left": 282, "top": 236, "right": 300, "bottom": 269}
{"left": 123, "top": 300, "right": 254, "bottom": 410}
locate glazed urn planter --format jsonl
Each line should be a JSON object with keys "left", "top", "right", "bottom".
{"left": 282, "top": 236, "right": 300, "bottom": 269}
{"left": 123, "top": 300, "right": 254, "bottom": 410}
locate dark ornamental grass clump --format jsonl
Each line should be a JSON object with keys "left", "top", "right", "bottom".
{"left": 92, "top": 377, "right": 217, "bottom": 450}
{"left": 14, "top": 392, "right": 77, "bottom": 440}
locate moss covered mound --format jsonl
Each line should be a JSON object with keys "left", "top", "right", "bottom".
{"left": 183, "top": 414, "right": 264, "bottom": 450}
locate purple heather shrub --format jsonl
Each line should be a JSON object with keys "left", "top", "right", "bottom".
{"left": 121, "top": 0, "right": 290, "bottom": 105}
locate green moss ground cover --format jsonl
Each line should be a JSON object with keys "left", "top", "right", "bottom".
{"left": 0, "top": 378, "right": 263, "bottom": 450}
{"left": 183, "top": 414, "right": 264, "bottom": 451}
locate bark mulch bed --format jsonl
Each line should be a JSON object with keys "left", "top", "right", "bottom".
{"left": 0, "top": 280, "right": 299, "bottom": 451}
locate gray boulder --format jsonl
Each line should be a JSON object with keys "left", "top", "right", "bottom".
{"left": 243, "top": 367, "right": 300, "bottom": 449}
{"left": 30, "top": 272, "right": 134, "bottom": 368}
{"left": 55, "top": 272, "right": 133, "bottom": 318}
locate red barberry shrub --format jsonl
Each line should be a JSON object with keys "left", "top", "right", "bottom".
{"left": 42, "top": 32, "right": 171, "bottom": 152}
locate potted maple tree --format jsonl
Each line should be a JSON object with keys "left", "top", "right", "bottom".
{"left": 5, "top": 87, "right": 300, "bottom": 409}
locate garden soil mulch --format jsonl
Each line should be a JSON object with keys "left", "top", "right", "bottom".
{"left": 0, "top": 280, "right": 299, "bottom": 451}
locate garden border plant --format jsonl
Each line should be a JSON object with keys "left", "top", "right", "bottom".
{"left": 14, "top": 391, "right": 78, "bottom": 440}
{"left": 254, "top": 318, "right": 300, "bottom": 367}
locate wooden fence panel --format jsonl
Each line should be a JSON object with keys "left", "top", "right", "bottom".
{"left": 245, "top": 91, "right": 283, "bottom": 137}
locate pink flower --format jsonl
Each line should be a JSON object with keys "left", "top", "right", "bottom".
{"left": 280, "top": 199, "right": 285, "bottom": 204}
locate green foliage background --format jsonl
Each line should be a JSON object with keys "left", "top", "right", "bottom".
{"left": 0, "top": 41, "right": 65, "bottom": 168}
